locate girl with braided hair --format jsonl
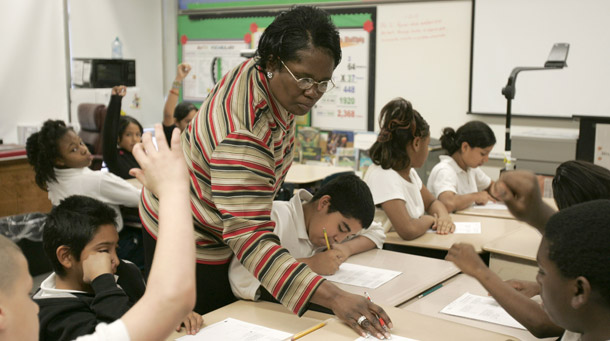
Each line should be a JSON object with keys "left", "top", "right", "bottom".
{"left": 25, "top": 119, "right": 141, "bottom": 263}
{"left": 364, "top": 97, "right": 454, "bottom": 240}
{"left": 427, "top": 120, "right": 497, "bottom": 212}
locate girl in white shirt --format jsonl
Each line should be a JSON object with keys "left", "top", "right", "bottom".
{"left": 364, "top": 98, "right": 454, "bottom": 240}
{"left": 427, "top": 121, "right": 496, "bottom": 212}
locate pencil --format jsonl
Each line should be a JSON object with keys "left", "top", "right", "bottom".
{"left": 323, "top": 228, "right": 331, "bottom": 250}
{"left": 290, "top": 321, "right": 327, "bottom": 340}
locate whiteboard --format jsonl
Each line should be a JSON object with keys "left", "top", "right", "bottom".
{"left": 375, "top": 1, "right": 473, "bottom": 132}
{"left": 470, "top": 0, "right": 610, "bottom": 118}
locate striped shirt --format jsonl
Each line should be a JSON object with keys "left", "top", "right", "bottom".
{"left": 140, "top": 58, "right": 324, "bottom": 315}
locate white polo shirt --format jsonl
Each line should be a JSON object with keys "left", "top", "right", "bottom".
{"left": 364, "top": 164, "right": 425, "bottom": 220}
{"left": 228, "top": 189, "right": 385, "bottom": 300}
{"left": 427, "top": 155, "right": 491, "bottom": 199}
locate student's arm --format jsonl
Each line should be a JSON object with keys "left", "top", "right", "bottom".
{"left": 438, "top": 190, "right": 495, "bottom": 212}
{"left": 120, "top": 124, "right": 196, "bottom": 341}
{"left": 422, "top": 185, "right": 455, "bottom": 234}
{"left": 102, "top": 86, "right": 126, "bottom": 175}
{"left": 446, "top": 243, "right": 564, "bottom": 338}
{"left": 163, "top": 63, "right": 191, "bottom": 127}
{"left": 381, "top": 199, "right": 435, "bottom": 240}
{"left": 491, "top": 171, "right": 556, "bottom": 232}
{"left": 99, "top": 173, "right": 141, "bottom": 207}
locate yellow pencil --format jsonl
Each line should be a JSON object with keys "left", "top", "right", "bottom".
{"left": 290, "top": 321, "right": 327, "bottom": 340}
{"left": 323, "top": 228, "right": 331, "bottom": 250}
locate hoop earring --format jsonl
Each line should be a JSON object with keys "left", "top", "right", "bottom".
{"left": 267, "top": 72, "right": 273, "bottom": 79}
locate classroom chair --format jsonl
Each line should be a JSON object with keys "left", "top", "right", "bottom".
{"left": 77, "top": 103, "right": 107, "bottom": 170}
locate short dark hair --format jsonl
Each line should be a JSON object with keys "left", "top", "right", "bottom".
{"left": 552, "top": 160, "right": 610, "bottom": 210}
{"left": 368, "top": 98, "right": 430, "bottom": 171}
{"left": 44, "top": 195, "right": 117, "bottom": 277}
{"left": 118, "top": 115, "right": 143, "bottom": 143}
{"left": 311, "top": 174, "right": 374, "bottom": 229}
{"left": 440, "top": 121, "right": 496, "bottom": 155}
{"left": 25, "top": 119, "right": 72, "bottom": 190}
{"left": 174, "top": 102, "right": 197, "bottom": 121}
{"left": 255, "top": 6, "right": 341, "bottom": 71}
{"left": 545, "top": 199, "right": 610, "bottom": 307}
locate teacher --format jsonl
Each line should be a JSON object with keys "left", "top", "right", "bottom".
{"left": 140, "top": 6, "right": 391, "bottom": 338}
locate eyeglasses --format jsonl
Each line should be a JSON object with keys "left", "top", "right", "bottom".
{"left": 280, "top": 60, "right": 335, "bottom": 93}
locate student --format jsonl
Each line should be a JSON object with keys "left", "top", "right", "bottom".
{"left": 162, "top": 63, "right": 197, "bottom": 145}
{"left": 34, "top": 195, "right": 145, "bottom": 341}
{"left": 25, "top": 119, "right": 140, "bottom": 260}
{"left": 552, "top": 159, "right": 610, "bottom": 210}
{"left": 34, "top": 194, "right": 203, "bottom": 341}
{"left": 446, "top": 160, "right": 610, "bottom": 338}
{"left": 102, "top": 85, "right": 142, "bottom": 180}
{"left": 0, "top": 125, "right": 197, "bottom": 341}
{"left": 427, "top": 121, "right": 497, "bottom": 212}
{"left": 536, "top": 200, "right": 610, "bottom": 341}
{"left": 364, "top": 97, "right": 454, "bottom": 240}
{"left": 229, "top": 174, "right": 385, "bottom": 300}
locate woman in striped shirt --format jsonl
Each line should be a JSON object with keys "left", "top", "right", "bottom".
{"left": 140, "top": 6, "right": 392, "bottom": 339}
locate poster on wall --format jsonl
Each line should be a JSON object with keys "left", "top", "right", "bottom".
{"left": 311, "top": 28, "right": 370, "bottom": 131}
{"left": 594, "top": 123, "right": 610, "bottom": 170}
{"left": 182, "top": 40, "right": 249, "bottom": 101}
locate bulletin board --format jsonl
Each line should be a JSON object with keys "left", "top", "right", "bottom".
{"left": 177, "top": 8, "right": 376, "bottom": 130}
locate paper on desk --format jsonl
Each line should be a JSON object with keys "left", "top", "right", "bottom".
{"left": 440, "top": 292, "right": 526, "bottom": 330}
{"left": 323, "top": 263, "right": 401, "bottom": 289}
{"left": 355, "top": 335, "right": 418, "bottom": 341}
{"left": 176, "top": 317, "right": 291, "bottom": 341}
{"left": 426, "top": 222, "right": 481, "bottom": 234}
{"left": 471, "top": 202, "right": 508, "bottom": 210}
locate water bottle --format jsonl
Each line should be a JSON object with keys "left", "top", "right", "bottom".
{"left": 111, "top": 37, "right": 123, "bottom": 59}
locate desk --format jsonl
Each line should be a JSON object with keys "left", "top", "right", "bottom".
{"left": 401, "top": 274, "right": 555, "bottom": 341}
{"left": 167, "top": 300, "right": 330, "bottom": 340}
{"left": 330, "top": 249, "right": 459, "bottom": 307}
{"left": 285, "top": 164, "right": 354, "bottom": 184}
{"left": 0, "top": 153, "right": 52, "bottom": 217}
{"left": 383, "top": 214, "right": 524, "bottom": 260}
{"left": 300, "top": 304, "right": 518, "bottom": 341}
{"left": 455, "top": 197, "right": 557, "bottom": 220}
{"left": 483, "top": 226, "right": 541, "bottom": 281}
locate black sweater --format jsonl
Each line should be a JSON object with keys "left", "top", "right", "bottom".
{"left": 34, "top": 260, "right": 145, "bottom": 341}
{"left": 102, "top": 95, "right": 139, "bottom": 179}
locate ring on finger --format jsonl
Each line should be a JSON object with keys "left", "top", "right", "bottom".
{"left": 357, "top": 315, "right": 367, "bottom": 326}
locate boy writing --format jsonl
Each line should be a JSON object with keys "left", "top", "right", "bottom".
{"left": 229, "top": 174, "right": 385, "bottom": 301}
{"left": 0, "top": 124, "right": 198, "bottom": 341}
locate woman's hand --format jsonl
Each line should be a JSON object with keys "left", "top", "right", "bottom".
{"left": 313, "top": 281, "right": 392, "bottom": 340}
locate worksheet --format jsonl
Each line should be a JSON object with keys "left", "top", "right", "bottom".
{"left": 355, "top": 335, "right": 418, "bottom": 341}
{"left": 471, "top": 202, "right": 508, "bottom": 210}
{"left": 323, "top": 263, "right": 401, "bottom": 289}
{"left": 176, "top": 318, "right": 291, "bottom": 341}
{"left": 440, "top": 292, "right": 526, "bottom": 330}
{"left": 427, "top": 222, "right": 481, "bottom": 234}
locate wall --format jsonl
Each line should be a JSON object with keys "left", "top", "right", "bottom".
{"left": 0, "top": 1, "right": 69, "bottom": 144}
{"left": 69, "top": 0, "right": 164, "bottom": 129}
